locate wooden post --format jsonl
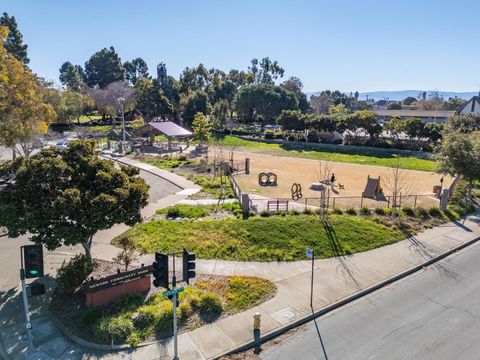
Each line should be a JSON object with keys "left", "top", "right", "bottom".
{"left": 332, "top": 197, "right": 336, "bottom": 211}
{"left": 360, "top": 196, "right": 364, "bottom": 208}
{"left": 245, "top": 158, "right": 250, "bottom": 175}
{"left": 414, "top": 195, "right": 417, "bottom": 209}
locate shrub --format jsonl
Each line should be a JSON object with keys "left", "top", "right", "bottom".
{"left": 303, "top": 208, "right": 313, "bottom": 215}
{"left": 114, "top": 294, "right": 145, "bottom": 313}
{"left": 164, "top": 204, "right": 209, "bottom": 219}
{"left": 126, "top": 331, "right": 142, "bottom": 347}
{"left": 198, "top": 293, "right": 223, "bottom": 319}
{"left": 178, "top": 301, "right": 193, "bottom": 319}
{"left": 401, "top": 207, "right": 415, "bottom": 217}
{"left": 345, "top": 208, "right": 357, "bottom": 215}
{"left": 415, "top": 207, "right": 429, "bottom": 218}
{"left": 55, "top": 254, "right": 94, "bottom": 295}
{"left": 94, "top": 315, "right": 134, "bottom": 343}
{"left": 428, "top": 207, "right": 442, "bottom": 217}
{"left": 289, "top": 209, "right": 300, "bottom": 216}
{"left": 332, "top": 208, "right": 343, "bottom": 215}
{"left": 264, "top": 130, "right": 274, "bottom": 139}
{"left": 179, "top": 287, "right": 204, "bottom": 309}
{"left": 82, "top": 308, "right": 102, "bottom": 326}
{"left": 343, "top": 244, "right": 353, "bottom": 255}
{"left": 359, "top": 207, "right": 371, "bottom": 216}
{"left": 383, "top": 208, "right": 393, "bottom": 216}
{"left": 374, "top": 208, "right": 385, "bottom": 216}
{"left": 260, "top": 210, "right": 270, "bottom": 217}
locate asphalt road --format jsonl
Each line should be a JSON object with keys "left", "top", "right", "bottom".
{"left": 260, "top": 241, "right": 480, "bottom": 360}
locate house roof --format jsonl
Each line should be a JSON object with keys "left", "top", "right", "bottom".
{"left": 373, "top": 110, "right": 455, "bottom": 118}
{"left": 148, "top": 121, "right": 193, "bottom": 137}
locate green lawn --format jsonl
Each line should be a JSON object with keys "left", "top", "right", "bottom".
{"left": 211, "top": 135, "right": 436, "bottom": 171}
{"left": 116, "top": 215, "right": 404, "bottom": 261}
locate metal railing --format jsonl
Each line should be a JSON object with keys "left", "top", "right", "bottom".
{"left": 249, "top": 194, "right": 440, "bottom": 213}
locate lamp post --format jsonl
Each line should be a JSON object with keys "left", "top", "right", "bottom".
{"left": 117, "top": 97, "right": 126, "bottom": 154}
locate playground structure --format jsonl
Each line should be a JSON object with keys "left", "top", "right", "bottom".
{"left": 230, "top": 151, "right": 453, "bottom": 211}
{"left": 362, "top": 176, "right": 383, "bottom": 198}
{"left": 259, "top": 172, "right": 278, "bottom": 187}
{"left": 291, "top": 183, "right": 303, "bottom": 201}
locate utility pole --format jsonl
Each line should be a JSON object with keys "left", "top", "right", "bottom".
{"left": 117, "top": 97, "right": 126, "bottom": 154}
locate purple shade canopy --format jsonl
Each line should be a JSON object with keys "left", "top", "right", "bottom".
{"left": 148, "top": 121, "right": 193, "bottom": 137}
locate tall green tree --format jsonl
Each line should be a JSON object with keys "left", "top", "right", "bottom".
{"left": 280, "top": 77, "right": 309, "bottom": 112}
{"left": 0, "top": 141, "right": 149, "bottom": 258}
{"left": 436, "top": 131, "right": 480, "bottom": 188}
{"left": 134, "top": 77, "right": 173, "bottom": 120}
{"left": 124, "top": 57, "right": 149, "bottom": 85}
{"left": 248, "top": 57, "right": 284, "bottom": 84}
{"left": 211, "top": 99, "right": 230, "bottom": 131}
{"left": 59, "top": 61, "right": 86, "bottom": 91}
{"left": 234, "top": 84, "right": 298, "bottom": 123}
{"left": 0, "top": 26, "right": 55, "bottom": 158}
{"left": 180, "top": 90, "right": 211, "bottom": 126}
{"left": 84, "top": 47, "right": 125, "bottom": 88}
{"left": 0, "top": 12, "right": 29, "bottom": 65}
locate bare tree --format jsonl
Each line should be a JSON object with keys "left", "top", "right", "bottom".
{"left": 383, "top": 159, "right": 413, "bottom": 217}
{"left": 112, "top": 234, "right": 139, "bottom": 271}
{"left": 315, "top": 160, "right": 333, "bottom": 184}
{"left": 90, "top": 81, "right": 135, "bottom": 121}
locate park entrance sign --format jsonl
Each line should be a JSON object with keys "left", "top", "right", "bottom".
{"left": 84, "top": 265, "right": 153, "bottom": 308}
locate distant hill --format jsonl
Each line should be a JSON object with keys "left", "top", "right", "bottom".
{"left": 306, "top": 90, "right": 478, "bottom": 101}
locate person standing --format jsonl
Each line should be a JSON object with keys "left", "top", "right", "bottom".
{"left": 330, "top": 173, "right": 336, "bottom": 190}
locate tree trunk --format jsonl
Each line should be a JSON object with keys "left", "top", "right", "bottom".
{"left": 82, "top": 236, "right": 93, "bottom": 259}
{"left": 11, "top": 147, "right": 16, "bottom": 160}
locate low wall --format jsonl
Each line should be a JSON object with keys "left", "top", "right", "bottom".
{"left": 86, "top": 275, "right": 151, "bottom": 308}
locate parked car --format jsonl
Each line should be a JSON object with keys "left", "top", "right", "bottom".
{"left": 55, "top": 140, "right": 69, "bottom": 149}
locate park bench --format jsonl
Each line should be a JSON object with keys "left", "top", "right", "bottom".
{"left": 267, "top": 200, "right": 289, "bottom": 212}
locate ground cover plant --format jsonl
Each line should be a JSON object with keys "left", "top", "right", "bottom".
{"left": 53, "top": 275, "right": 275, "bottom": 347}
{"left": 133, "top": 154, "right": 192, "bottom": 169}
{"left": 212, "top": 135, "right": 436, "bottom": 171}
{"left": 116, "top": 215, "right": 404, "bottom": 261}
{"left": 156, "top": 202, "right": 242, "bottom": 219}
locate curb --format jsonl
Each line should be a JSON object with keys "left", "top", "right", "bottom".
{"left": 215, "top": 234, "right": 480, "bottom": 359}
{"left": 52, "top": 312, "right": 157, "bottom": 351}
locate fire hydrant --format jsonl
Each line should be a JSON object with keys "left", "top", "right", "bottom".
{"left": 253, "top": 312, "right": 261, "bottom": 354}
{"left": 253, "top": 312, "right": 261, "bottom": 330}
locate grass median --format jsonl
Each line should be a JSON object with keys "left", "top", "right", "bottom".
{"left": 211, "top": 135, "right": 436, "bottom": 171}
{"left": 116, "top": 215, "right": 404, "bottom": 261}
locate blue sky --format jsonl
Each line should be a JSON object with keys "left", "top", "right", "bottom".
{"left": 2, "top": 0, "right": 479, "bottom": 92}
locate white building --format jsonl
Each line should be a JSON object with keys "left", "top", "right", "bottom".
{"left": 459, "top": 95, "right": 480, "bottom": 115}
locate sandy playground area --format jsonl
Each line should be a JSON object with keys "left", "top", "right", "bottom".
{"left": 228, "top": 151, "right": 453, "bottom": 209}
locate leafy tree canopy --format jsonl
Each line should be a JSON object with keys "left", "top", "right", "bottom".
{"left": 192, "top": 112, "right": 212, "bottom": 142}
{"left": 234, "top": 84, "right": 298, "bottom": 123}
{"left": 124, "top": 57, "right": 149, "bottom": 85}
{"left": 84, "top": 47, "right": 125, "bottom": 88}
{"left": 0, "top": 12, "right": 29, "bottom": 65}
{"left": 180, "top": 89, "right": 211, "bottom": 126}
{"left": 0, "top": 141, "right": 149, "bottom": 257}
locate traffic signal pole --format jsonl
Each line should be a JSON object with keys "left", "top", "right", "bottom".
{"left": 172, "top": 255, "right": 179, "bottom": 360}
{"left": 20, "top": 249, "right": 33, "bottom": 348}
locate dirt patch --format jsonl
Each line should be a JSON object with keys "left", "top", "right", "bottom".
{"left": 227, "top": 150, "right": 452, "bottom": 209}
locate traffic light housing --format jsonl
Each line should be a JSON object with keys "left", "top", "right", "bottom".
{"left": 152, "top": 252, "right": 169, "bottom": 288}
{"left": 182, "top": 248, "right": 196, "bottom": 284}
{"left": 23, "top": 245, "right": 44, "bottom": 279}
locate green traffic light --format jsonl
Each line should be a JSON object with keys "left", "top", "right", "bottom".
{"left": 29, "top": 270, "right": 38, "bottom": 275}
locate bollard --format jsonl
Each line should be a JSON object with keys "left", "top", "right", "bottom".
{"left": 253, "top": 312, "right": 261, "bottom": 354}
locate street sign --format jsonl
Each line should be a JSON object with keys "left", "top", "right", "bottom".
{"left": 163, "top": 287, "right": 185, "bottom": 298}
{"left": 306, "top": 248, "right": 313, "bottom": 259}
